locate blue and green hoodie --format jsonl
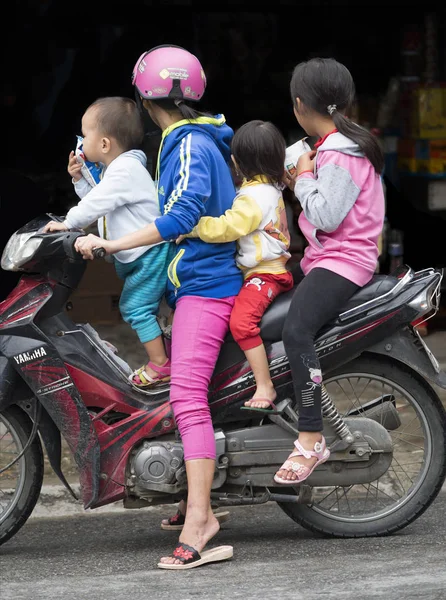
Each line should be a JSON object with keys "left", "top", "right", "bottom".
{"left": 154, "top": 114, "right": 243, "bottom": 303}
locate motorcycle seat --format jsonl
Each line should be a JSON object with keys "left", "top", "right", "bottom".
{"left": 259, "top": 273, "right": 399, "bottom": 342}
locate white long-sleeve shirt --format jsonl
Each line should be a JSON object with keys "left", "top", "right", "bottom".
{"left": 64, "top": 150, "right": 162, "bottom": 263}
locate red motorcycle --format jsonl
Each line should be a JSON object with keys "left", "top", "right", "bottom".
{"left": 1, "top": 214, "right": 445, "bottom": 546}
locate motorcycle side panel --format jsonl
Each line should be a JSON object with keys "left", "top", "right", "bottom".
{"left": 0, "top": 279, "right": 53, "bottom": 331}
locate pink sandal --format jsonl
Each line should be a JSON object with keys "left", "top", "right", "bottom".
{"left": 129, "top": 359, "right": 171, "bottom": 388}
{"left": 274, "top": 436, "right": 330, "bottom": 485}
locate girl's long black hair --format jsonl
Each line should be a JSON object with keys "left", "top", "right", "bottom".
{"left": 290, "top": 58, "right": 384, "bottom": 173}
{"left": 231, "top": 120, "right": 286, "bottom": 185}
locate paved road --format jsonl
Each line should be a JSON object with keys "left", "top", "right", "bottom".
{"left": 1, "top": 492, "right": 446, "bottom": 600}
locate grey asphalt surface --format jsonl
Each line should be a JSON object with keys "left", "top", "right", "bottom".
{"left": 1, "top": 492, "right": 446, "bottom": 600}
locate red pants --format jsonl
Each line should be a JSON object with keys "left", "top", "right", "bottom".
{"left": 230, "top": 271, "right": 294, "bottom": 351}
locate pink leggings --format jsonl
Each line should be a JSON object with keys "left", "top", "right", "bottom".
{"left": 170, "top": 295, "right": 235, "bottom": 461}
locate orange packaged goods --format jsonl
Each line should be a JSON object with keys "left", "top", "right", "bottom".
{"left": 397, "top": 138, "right": 446, "bottom": 175}
{"left": 410, "top": 87, "right": 446, "bottom": 139}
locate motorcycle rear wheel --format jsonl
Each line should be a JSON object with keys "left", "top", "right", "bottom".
{"left": 276, "top": 355, "right": 446, "bottom": 538}
{"left": 0, "top": 406, "right": 44, "bottom": 546}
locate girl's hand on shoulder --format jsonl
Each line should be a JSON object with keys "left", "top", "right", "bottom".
{"left": 296, "top": 150, "right": 317, "bottom": 176}
{"left": 175, "top": 234, "right": 187, "bottom": 245}
{"left": 68, "top": 151, "right": 82, "bottom": 182}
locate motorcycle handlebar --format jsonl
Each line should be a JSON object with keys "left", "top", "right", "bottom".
{"left": 92, "top": 247, "right": 106, "bottom": 260}
{"left": 55, "top": 232, "right": 106, "bottom": 261}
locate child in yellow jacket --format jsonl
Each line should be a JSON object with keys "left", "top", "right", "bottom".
{"left": 186, "top": 120, "right": 294, "bottom": 412}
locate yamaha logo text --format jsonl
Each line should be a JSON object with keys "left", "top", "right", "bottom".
{"left": 13, "top": 347, "right": 47, "bottom": 365}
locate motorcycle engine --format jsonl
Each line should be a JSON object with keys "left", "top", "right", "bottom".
{"left": 129, "top": 440, "right": 187, "bottom": 493}
{"left": 128, "top": 432, "right": 227, "bottom": 494}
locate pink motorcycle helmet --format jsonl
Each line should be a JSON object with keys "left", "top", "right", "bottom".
{"left": 132, "top": 45, "right": 206, "bottom": 102}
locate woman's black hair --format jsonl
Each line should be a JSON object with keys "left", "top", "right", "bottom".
{"left": 290, "top": 58, "right": 384, "bottom": 173}
{"left": 231, "top": 120, "right": 286, "bottom": 185}
{"left": 150, "top": 98, "right": 212, "bottom": 121}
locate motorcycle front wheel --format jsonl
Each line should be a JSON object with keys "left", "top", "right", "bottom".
{"left": 276, "top": 355, "right": 446, "bottom": 537}
{"left": 0, "top": 405, "right": 44, "bottom": 546}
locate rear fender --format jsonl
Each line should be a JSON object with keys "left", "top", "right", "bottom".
{"left": 367, "top": 327, "right": 446, "bottom": 390}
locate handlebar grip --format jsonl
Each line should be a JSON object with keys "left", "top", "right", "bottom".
{"left": 92, "top": 247, "right": 106, "bottom": 259}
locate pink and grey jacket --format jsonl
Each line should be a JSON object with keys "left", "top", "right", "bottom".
{"left": 296, "top": 130, "right": 385, "bottom": 287}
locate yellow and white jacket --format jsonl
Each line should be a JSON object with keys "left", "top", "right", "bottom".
{"left": 191, "top": 176, "right": 291, "bottom": 279}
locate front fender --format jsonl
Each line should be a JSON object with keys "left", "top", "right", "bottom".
{"left": 367, "top": 327, "right": 446, "bottom": 390}
{"left": 0, "top": 333, "right": 100, "bottom": 508}
{"left": 0, "top": 355, "right": 18, "bottom": 410}
{"left": 15, "top": 399, "right": 78, "bottom": 499}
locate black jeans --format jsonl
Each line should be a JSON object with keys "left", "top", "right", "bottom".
{"left": 282, "top": 267, "right": 359, "bottom": 432}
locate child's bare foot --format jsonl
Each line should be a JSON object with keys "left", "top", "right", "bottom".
{"left": 244, "top": 382, "right": 277, "bottom": 410}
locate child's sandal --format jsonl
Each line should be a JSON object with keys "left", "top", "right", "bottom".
{"left": 129, "top": 359, "right": 171, "bottom": 388}
{"left": 274, "top": 436, "right": 330, "bottom": 485}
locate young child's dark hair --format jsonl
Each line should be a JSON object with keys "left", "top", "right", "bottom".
{"left": 290, "top": 58, "right": 384, "bottom": 173}
{"left": 231, "top": 120, "right": 286, "bottom": 185}
{"left": 87, "top": 97, "right": 144, "bottom": 152}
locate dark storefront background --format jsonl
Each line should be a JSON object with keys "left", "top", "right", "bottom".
{"left": 2, "top": 2, "right": 446, "bottom": 302}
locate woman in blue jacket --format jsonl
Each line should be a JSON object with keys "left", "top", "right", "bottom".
{"left": 76, "top": 45, "right": 243, "bottom": 569}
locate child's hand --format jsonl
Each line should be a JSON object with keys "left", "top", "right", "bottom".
{"left": 68, "top": 151, "right": 82, "bottom": 182}
{"left": 282, "top": 169, "right": 298, "bottom": 192}
{"left": 296, "top": 150, "right": 317, "bottom": 176}
{"left": 175, "top": 234, "right": 187, "bottom": 245}
{"left": 42, "top": 221, "right": 69, "bottom": 233}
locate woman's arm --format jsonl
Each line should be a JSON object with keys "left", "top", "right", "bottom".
{"left": 75, "top": 137, "right": 226, "bottom": 259}
{"left": 74, "top": 223, "right": 162, "bottom": 260}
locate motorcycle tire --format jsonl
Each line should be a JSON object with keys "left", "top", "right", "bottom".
{"left": 276, "top": 355, "right": 446, "bottom": 538}
{"left": 0, "top": 405, "right": 44, "bottom": 546}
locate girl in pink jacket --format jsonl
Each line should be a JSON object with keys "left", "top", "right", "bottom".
{"left": 275, "top": 57, "right": 385, "bottom": 485}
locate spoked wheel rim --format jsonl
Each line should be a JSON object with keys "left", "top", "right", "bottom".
{"left": 309, "top": 372, "right": 432, "bottom": 523}
{"left": 0, "top": 413, "right": 26, "bottom": 524}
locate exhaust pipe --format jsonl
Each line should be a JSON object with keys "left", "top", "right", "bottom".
{"left": 346, "top": 395, "right": 401, "bottom": 431}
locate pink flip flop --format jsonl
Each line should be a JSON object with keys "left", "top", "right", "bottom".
{"left": 274, "top": 437, "right": 330, "bottom": 485}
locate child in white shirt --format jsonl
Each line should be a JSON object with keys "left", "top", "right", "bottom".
{"left": 44, "top": 96, "right": 174, "bottom": 389}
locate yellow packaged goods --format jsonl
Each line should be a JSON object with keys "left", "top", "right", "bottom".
{"left": 410, "top": 87, "right": 446, "bottom": 139}
{"left": 397, "top": 157, "right": 417, "bottom": 173}
{"left": 416, "top": 158, "right": 446, "bottom": 175}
